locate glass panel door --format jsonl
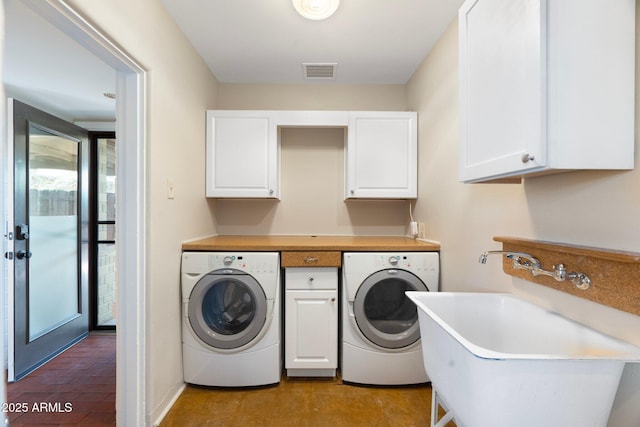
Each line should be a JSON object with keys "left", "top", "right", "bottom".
{"left": 11, "top": 99, "right": 89, "bottom": 381}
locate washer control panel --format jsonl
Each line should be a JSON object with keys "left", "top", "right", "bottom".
{"left": 208, "top": 253, "right": 278, "bottom": 274}
{"left": 375, "top": 254, "right": 413, "bottom": 268}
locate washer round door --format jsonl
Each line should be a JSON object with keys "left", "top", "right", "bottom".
{"left": 188, "top": 269, "right": 267, "bottom": 350}
{"left": 353, "top": 269, "right": 428, "bottom": 349}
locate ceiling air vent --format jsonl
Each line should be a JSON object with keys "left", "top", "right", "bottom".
{"left": 303, "top": 63, "right": 337, "bottom": 80}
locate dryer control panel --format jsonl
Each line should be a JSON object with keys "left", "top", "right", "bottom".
{"left": 373, "top": 253, "right": 437, "bottom": 274}
{"left": 343, "top": 252, "right": 440, "bottom": 293}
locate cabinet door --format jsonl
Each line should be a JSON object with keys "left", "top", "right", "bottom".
{"left": 205, "top": 111, "right": 279, "bottom": 198}
{"left": 285, "top": 289, "right": 337, "bottom": 370}
{"left": 458, "top": 0, "right": 546, "bottom": 182}
{"left": 346, "top": 112, "right": 417, "bottom": 199}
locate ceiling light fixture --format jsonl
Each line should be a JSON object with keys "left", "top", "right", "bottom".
{"left": 292, "top": 0, "right": 340, "bottom": 20}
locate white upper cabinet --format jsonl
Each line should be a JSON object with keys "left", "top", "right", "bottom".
{"left": 346, "top": 112, "right": 417, "bottom": 199}
{"left": 206, "top": 110, "right": 418, "bottom": 199}
{"left": 206, "top": 110, "right": 279, "bottom": 198}
{"left": 458, "top": 0, "right": 635, "bottom": 183}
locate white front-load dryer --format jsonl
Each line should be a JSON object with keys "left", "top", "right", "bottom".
{"left": 341, "top": 252, "right": 439, "bottom": 385}
{"left": 181, "top": 252, "right": 281, "bottom": 387}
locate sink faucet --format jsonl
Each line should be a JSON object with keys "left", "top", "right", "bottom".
{"left": 478, "top": 250, "right": 541, "bottom": 269}
{"left": 479, "top": 250, "right": 591, "bottom": 290}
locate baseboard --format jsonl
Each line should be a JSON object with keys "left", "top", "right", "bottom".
{"left": 152, "top": 383, "right": 186, "bottom": 427}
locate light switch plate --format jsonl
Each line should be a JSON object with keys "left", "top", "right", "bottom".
{"left": 167, "top": 178, "right": 175, "bottom": 199}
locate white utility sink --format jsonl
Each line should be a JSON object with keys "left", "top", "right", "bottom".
{"left": 406, "top": 292, "right": 640, "bottom": 427}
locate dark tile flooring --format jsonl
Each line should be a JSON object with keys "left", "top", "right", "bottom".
{"left": 6, "top": 334, "right": 116, "bottom": 427}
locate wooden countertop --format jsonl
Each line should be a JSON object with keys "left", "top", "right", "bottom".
{"left": 181, "top": 235, "right": 440, "bottom": 252}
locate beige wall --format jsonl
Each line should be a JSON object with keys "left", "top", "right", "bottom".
{"left": 406, "top": 15, "right": 640, "bottom": 427}
{"left": 215, "top": 84, "right": 411, "bottom": 236}
{"left": 218, "top": 83, "right": 406, "bottom": 111}
{"left": 66, "top": 0, "right": 219, "bottom": 423}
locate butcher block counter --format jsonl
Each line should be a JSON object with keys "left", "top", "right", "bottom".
{"left": 181, "top": 235, "right": 440, "bottom": 252}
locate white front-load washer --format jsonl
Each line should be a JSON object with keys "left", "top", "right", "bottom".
{"left": 181, "top": 252, "right": 280, "bottom": 387}
{"left": 341, "top": 252, "right": 439, "bottom": 385}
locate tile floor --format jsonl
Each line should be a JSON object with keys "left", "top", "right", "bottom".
{"left": 6, "top": 334, "right": 116, "bottom": 427}
{"left": 161, "top": 376, "right": 457, "bottom": 427}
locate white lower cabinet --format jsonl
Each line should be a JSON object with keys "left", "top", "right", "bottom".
{"left": 284, "top": 267, "right": 338, "bottom": 377}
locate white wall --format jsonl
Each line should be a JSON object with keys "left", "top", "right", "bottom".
{"left": 406, "top": 15, "right": 640, "bottom": 427}
{"left": 64, "top": 1, "right": 219, "bottom": 423}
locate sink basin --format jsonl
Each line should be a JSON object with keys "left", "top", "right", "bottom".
{"left": 406, "top": 292, "right": 640, "bottom": 427}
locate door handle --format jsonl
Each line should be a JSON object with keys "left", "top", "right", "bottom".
{"left": 16, "top": 250, "right": 32, "bottom": 260}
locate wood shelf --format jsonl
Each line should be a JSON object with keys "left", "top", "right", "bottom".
{"left": 493, "top": 236, "right": 640, "bottom": 316}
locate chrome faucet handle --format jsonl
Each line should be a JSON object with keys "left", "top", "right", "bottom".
{"left": 480, "top": 250, "right": 591, "bottom": 291}
{"left": 553, "top": 263, "right": 567, "bottom": 281}
{"left": 552, "top": 264, "right": 591, "bottom": 289}
{"left": 572, "top": 273, "right": 591, "bottom": 290}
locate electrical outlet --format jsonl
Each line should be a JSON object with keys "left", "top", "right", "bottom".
{"left": 410, "top": 221, "right": 418, "bottom": 236}
{"left": 417, "top": 223, "right": 426, "bottom": 239}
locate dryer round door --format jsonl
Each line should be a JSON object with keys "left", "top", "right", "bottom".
{"left": 353, "top": 269, "right": 428, "bottom": 349}
{"left": 188, "top": 269, "right": 267, "bottom": 350}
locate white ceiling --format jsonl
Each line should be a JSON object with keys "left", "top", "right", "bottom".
{"left": 4, "top": 0, "right": 117, "bottom": 122}
{"left": 3, "top": 0, "right": 463, "bottom": 122}
{"left": 161, "top": 0, "right": 464, "bottom": 84}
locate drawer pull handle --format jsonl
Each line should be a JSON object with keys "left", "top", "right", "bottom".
{"left": 304, "top": 257, "right": 319, "bottom": 263}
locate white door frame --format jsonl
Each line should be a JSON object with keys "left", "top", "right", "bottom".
{"left": 3, "top": 1, "right": 147, "bottom": 425}
{"left": 1, "top": 3, "right": 6, "bottom": 423}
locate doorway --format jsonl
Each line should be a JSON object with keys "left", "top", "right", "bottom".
{"left": 2, "top": 1, "right": 146, "bottom": 424}
{"left": 9, "top": 99, "right": 90, "bottom": 381}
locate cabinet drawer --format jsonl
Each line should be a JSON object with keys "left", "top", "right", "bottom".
{"left": 281, "top": 251, "right": 341, "bottom": 267}
{"left": 285, "top": 268, "right": 338, "bottom": 290}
